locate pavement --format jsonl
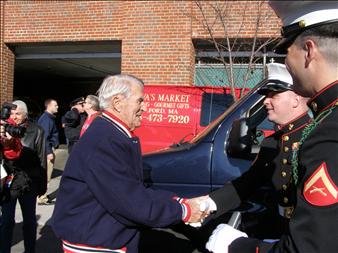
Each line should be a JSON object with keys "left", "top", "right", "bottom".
{"left": 8, "top": 146, "right": 207, "bottom": 253}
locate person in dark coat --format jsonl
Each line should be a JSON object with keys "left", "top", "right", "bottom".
{"left": 63, "top": 97, "right": 86, "bottom": 154}
{"left": 51, "top": 74, "right": 204, "bottom": 253}
{"left": 0, "top": 100, "right": 47, "bottom": 253}
{"left": 37, "top": 98, "right": 59, "bottom": 205}
{"left": 205, "top": 1, "right": 338, "bottom": 252}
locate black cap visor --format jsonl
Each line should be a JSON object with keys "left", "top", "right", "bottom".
{"left": 273, "top": 34, "right": 299, "bottom": 54}
{"left": 258, "top": 80, "right": 293, "bottom": 95}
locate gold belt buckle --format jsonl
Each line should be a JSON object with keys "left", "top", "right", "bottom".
{"left": 284, "top": 206, "right": 294, "bottom": 219}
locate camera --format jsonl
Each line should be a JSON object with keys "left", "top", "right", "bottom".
{"left": 0, "top": 102, "right": 26, "bottom": 138}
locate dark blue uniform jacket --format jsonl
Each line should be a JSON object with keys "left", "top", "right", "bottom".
{"left": 51, "top": 113, "right": 183, "bottom": 252}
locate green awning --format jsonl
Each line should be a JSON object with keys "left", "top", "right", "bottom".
{"left": 195, "top": 65, "right": 264, "bottom": 88}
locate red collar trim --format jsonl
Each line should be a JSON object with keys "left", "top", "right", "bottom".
{"left": 279, "top": 111, "right": 309, "bottom": 130}
{"left": 308, "top": 80, "right": 338, "bottom": 103}
{"left": 102, "top": 110, "right": 134, "bottom": 137}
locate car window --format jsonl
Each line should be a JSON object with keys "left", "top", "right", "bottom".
{"left": 200, "top": 92, "right": 234, "bottom": 126}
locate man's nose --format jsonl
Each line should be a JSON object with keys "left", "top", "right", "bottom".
{"left": 263, "top": 97, "right": 270, "bottom": 106}
{"left": 141, "top": 102, "right": 147, "bottom": 112}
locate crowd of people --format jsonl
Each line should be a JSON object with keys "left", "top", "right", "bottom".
{"left": 0, "top": 1, "right": 337, "bottom": 253}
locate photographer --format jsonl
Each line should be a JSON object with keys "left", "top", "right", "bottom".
{"left": 1, "top": 103, "right": 23, "bottom": 191}
{"left": 0, "top": 100, "right": 47, "bottom": 253}
{"left": 0, "top": 104, "right": 23, "bottom": 161}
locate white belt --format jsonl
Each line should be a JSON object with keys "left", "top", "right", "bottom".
{"left": 278, "top": 205, "right": 294, "bottom": 219}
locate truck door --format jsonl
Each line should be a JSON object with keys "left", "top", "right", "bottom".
{"left": 210, "top": 92, "right": 274, "bottom": 190}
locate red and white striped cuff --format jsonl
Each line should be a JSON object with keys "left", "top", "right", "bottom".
{"left": 62, "top": 240, "right": 127, "bottom": 253}
{"left": 173, "top": 197, "right": 191, "bottom": 223}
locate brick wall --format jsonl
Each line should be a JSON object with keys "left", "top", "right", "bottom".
{"left": 1, "top": 1, "right": 15, "bottom": 105}
{"left": 121, "top": 1, "right": 195, "bottom": 85}
{"left": 191, "top": 1, "right": 280, "bottom": 38}
{"left": 1, "top": 0, "right": 281, "bottom": 99}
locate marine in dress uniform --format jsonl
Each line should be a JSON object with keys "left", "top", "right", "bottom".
{"left": 209, "top": 63, "right": 311, "bottom": 235}
{"left": 206, "top": 1, "right": 338, "bottom": 253}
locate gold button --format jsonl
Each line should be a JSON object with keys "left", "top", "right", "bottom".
{"left": 282, "top": 159, "right": 288, "bottom": 164}
{"left": 281, "top": 171, "right": 287, "bottom": 177}
{"left": 288, "top": 124, "right": 294, "bottom": 130}
{"left": 284, "top": 146, "right": 289, "bottom": 152}
{"left": 311, "top": 101, "right": 318, "bottom": 112}
{"left": 282, "top": 184, "right": 287, "bottom": 190}
{"left": 283, "top": 197, "right": 289, "bottom": 204}
{"left": 283, "top": 136, "right": 289, "bottom": 141}
{"left": 299, "top": 20, "right": 306, "bottom": 28}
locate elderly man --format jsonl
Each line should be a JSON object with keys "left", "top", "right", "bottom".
{"left": 0, "top": 100, "right": 47, "bottom": 253}
{"left": 51, "top": 74, "right": 203, "bottom": 253}
{"left": 205, "top": 1, "right": 338, "bottom": 252}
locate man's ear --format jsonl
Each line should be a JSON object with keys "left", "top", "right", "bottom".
{"left": 292, "top": 95, "right": 301, "bottom": 108}
{"left": 304, "top": 39, "right": 317, "bottom": 67}
{"left": 111, "top": 95, "right": 122, "bottom": 113}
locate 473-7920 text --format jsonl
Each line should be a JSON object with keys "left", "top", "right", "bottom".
{"left": 146, "top": 114, "right": 190, "bottom": 124}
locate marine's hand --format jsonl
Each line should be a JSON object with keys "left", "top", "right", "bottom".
{"left": 206, "top": 223, "right": 248, "bottom": 253}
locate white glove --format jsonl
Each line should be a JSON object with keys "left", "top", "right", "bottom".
{"left": 206, "top": 223, "right": 248, "bottom": 253}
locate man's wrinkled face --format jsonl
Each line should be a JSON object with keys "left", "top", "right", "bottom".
{"left": 118, "top": 84, "right": 146, "bottom": 131}
{"left": 263, "top": 90, "right": 297, "bottom": 125}
{"left": 10, "top": 108, "right": 26, "bottom": 125}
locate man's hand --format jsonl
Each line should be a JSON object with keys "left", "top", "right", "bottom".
{"left": 186, "top": 195, "right": 217, "bottom": 224}
{"left": 206, "top": 223, "right": 248, "bottom": 253}
{"left": 47, "top": 153, "right": 55, "bottom": 162}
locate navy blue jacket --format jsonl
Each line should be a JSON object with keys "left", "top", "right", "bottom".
{"left": 37, "top": 111, "right": 59, "bottom": 155}
{"left": 51, "top": 113, "right": 183, "bottom": 252}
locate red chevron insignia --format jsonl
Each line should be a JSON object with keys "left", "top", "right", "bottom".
{"left": 303, "top": 162, "right": 338, "bottom": 206}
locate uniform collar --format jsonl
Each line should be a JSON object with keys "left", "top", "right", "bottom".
{"left": 308, "top": 81, "right": 338, "bottom": 119}
{"left": 279, "top": 111, "right": 312, "bottom": 133}
{"left": 102, "top": 110, "right": 135, "bottom": 138}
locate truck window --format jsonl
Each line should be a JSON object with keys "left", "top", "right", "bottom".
{"left": 200, "top": 92, "right": 234, "bottom": 126}
{"left": 245, "top": 97, "right": 274, "bottom": 147}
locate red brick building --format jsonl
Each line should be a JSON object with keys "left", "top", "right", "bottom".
{"left": 0, "top": 0, "right": 281, "bottom": 107}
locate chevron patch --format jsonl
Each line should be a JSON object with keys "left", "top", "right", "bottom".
{"left": 303, "top": 162, "right": 338, "bottom": 206}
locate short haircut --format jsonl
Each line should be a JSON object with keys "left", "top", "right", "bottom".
{"left": 97, "top": 74, "right": 144, "bottom": 110}
{"left": 44, "top": 98, "right": 56, "bottom": 108}
{"left": 86, "top": 94, "right": 100, "bottom": 111}
{"left": 296, "top": 22, "right": 338, "bottom": 65}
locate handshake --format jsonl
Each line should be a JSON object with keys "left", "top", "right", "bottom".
{"left": 184, "top": 195, "right": 217, "bottom": 226}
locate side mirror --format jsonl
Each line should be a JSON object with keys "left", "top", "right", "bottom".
{"left": 226, "top": 118, "right": 255, "bottom": 160}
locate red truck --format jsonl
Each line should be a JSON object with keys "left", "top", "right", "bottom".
{"left": 134, "top": 85, "right": 250, "bottom": 153}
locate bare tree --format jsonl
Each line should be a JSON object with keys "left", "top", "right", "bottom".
{"left": 194, "top": 0, "right": 279, "bottom": 100}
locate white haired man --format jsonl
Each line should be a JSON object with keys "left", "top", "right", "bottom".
{"left": 51, "top": 74, "right": 204, "bottom": 253}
